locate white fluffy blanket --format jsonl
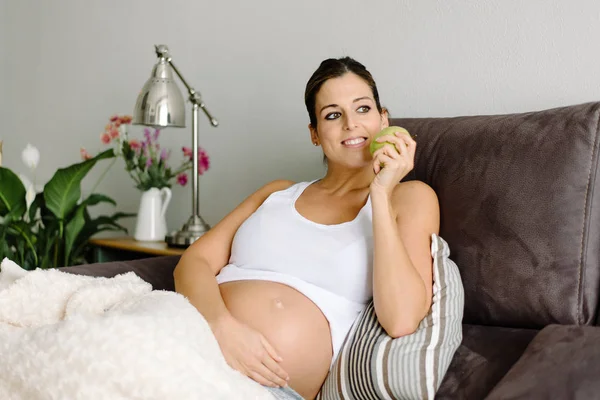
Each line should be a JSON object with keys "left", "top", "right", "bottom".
{"left": 0, "top": 258, "right": 275, "bottom": 400}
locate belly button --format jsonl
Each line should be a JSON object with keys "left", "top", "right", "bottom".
{"left": 274, "top": 298, "right": 284, "bottom": 309}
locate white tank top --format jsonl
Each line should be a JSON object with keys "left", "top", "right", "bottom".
{"left": 216, "top": 180, "right": 374, "bottom": 362}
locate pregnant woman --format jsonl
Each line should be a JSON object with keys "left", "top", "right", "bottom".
{"left": 174, "top": 57, "right": 439, "bottom": 400}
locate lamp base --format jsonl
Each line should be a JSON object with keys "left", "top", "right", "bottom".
{"left": 165, "top": 215, "right": 211, "bottom": 248}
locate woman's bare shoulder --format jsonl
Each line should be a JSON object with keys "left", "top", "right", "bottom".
{"left": 260, "top": 179, "right": 296, "bottom": 194}
{"left": 391, "top": 181, "right": 440, "bottom": 237}
{"left": 245, "top": 179, "right": 296, "bottom": 208}
{"left": 392, "top": 180, "right": 439, "bottom": 214}
{"left": 393, "top": 180, "right": 436, "bottom": 198}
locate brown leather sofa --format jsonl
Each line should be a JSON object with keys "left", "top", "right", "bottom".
{"left": 64, "top": 101, "right": 600, "bottom": 399}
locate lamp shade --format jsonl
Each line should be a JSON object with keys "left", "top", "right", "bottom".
{"left": 133, "top": 58, "right": 186, "bottom": 128}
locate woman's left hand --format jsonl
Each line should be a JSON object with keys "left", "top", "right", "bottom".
{"left": 370, "top": 130, "right": 416, "bottom": 196}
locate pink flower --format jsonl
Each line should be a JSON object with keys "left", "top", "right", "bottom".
{"left": 129, "top": 139, "right": 142, "bottom": 150}
{"left": 146, "top": 157, "right": 153, "bottom": 168}
{"left": 80, "top": 147, "right": 93, "bottom": 160}
{"left": 109, "top": 128, "right": 120, "bottom": 139}
{"left": 101, "top": 133, "right": 111, "bottom": 144}
{"left": 114, "top": 120, "right": 121, "bottom": 127}
{"left": 120, "top": 115, "right": 132, "bottom": 124}
{"left": 160, "top": 148, "right": 169, "bottom": 161}
{"left": 198, "top": 147, "right": 210, "bottom": 175}
{"left": 181, "top": 146, "right": 211, "bottom": 173}
{"left": 177, "top": 173, "right": 188, "bottom": 186}
{"left": 110, "top": 115, "right": 119, "bottom": 122}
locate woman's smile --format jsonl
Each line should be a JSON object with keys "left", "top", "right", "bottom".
{"left": 341, "top": 136, "right": 368, "bottom": 148}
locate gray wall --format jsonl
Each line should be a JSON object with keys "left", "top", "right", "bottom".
{"left": 3, "top": 0, "right": 600, "bottom": 234}
{"left": 0, "top": 0, "right": 7, "bottom": 156}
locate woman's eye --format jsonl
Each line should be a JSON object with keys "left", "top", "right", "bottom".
{"left": 325, "top": 112, "right": 341, "bottom": 120}
{"left": 357, "top": 105, "right": 371, "bottom": 113}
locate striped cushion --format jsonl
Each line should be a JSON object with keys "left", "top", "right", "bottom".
{"left": 317, "top": 234, "right": 464, "bottom": 400}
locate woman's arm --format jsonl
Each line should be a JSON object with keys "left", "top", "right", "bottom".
{"left": 174, "top": 254, "right": 233, "bottom": 328}
{"left": 371, "top": 180, "right": 440, "bottom": 338}
{"left": 173, "top": 179, "right": 295, "bottom": 387}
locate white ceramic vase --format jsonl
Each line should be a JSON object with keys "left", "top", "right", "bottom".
{"left": 134, "top": 187, "right": 172, "bottom": 241}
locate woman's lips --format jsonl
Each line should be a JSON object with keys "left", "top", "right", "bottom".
{"left": 341, "top": 137, "right": 368, "bottom": 148}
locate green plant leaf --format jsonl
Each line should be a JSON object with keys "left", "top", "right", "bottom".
{"left": 64, "top": 206, "right": 86, "bottom": 265}
{"left": 44, "top": 149, "right": 114, "bottom": 220}
{"left": 36, "top": 221, "right": 59, "bottom": 269}
{"left": 28, "top": 192, "right": 44, "bottom": 222}
{"left": 70, "top": 211, "right": 135, "bottom": 264}
{"left": 32, "top": 190, "right": 53, "bottom": 223}
{"left": 6, "top": 220, "right": 38, "bottom": 266}
{"left": 0, "top": 225, "right": 16, "bottom": 263}
{"left": 89, "top": 212, "right": 135, "bottom": 232}
{"left": 83, "top": 193, "right": 117, "bottom": 207}
{"left": 39, "top": 151, "right": 113, "bottom": 269}
{"left": 63, "top": 194, "right": 117, "bottom": 265}
{"left": 0, "top": 167, "right": 27, "bottom": 219}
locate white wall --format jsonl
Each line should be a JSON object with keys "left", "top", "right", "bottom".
{"left": 3, "top": 0, "right": 600, "bottom": 234}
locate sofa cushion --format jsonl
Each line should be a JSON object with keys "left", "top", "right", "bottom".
{"left": 435, "top": 324, "right": 538, "bottom": 400}
{"left": 485, "top": 324, "right": 600, "bottom": 399}
{"left": 61, "top": 256, "right": 179, "bottom": 291}
{"left": 392, "top": 101, "right": 600, "bottom": 328}
{"left": 318, "top": 234, "right": 464, "bottom": 400}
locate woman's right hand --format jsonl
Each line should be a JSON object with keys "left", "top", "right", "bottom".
{"left": 210, "top": 315, "right": 290, "bottom": 388}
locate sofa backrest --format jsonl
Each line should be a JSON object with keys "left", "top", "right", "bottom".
{"left": 391, "top": 101, "right": 600, "bottom": 329}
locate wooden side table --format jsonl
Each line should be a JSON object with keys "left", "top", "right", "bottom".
{"left": 88, "top": 237, "right": 186, "bottom": 263}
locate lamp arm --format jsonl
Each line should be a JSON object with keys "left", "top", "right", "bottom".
{"left": 154, "top": 45, "right": 218, "bottom": 127}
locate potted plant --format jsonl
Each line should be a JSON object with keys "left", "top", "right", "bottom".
{"left": 0, "top": 145, "right": 134, "bottom": 270}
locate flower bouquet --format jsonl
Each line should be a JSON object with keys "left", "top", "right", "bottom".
{"left": 86, "top": 115, "right": 210, "bottom": 191}
{"left": 83, "top": 115, "right": 211, "bottom": 241}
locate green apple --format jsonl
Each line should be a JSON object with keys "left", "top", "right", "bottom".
{"left": 369, "top": 126, "right": 411, "bottom": 156}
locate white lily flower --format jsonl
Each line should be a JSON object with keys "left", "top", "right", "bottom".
{"left": 21, "top": 143, "right": 40, "bottom": 170}
{"left": 18, "top": 174, "right": 37, "bottom": 211}
{"left": 25, "top": 186, "right": 36, "bottom": 210}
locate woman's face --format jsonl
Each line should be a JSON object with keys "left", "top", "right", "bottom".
{"left": 310, "top": 72, "right": 388, "bottom": 169}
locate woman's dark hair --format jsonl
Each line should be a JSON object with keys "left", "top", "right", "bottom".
{"left": 304, "top": 57, "right": 383, "bottom": 129}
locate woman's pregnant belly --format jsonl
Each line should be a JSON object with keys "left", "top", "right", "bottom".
{"left": 219, "top": 280, "right": 333, "bottom": 399}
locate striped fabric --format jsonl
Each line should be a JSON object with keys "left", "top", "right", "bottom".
{"left": 317, "top": 234, "right": 464, "bottom": 400}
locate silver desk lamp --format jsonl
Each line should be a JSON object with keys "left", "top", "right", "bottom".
{"left": 133, "top": 44, "right": 218, "bottom": 247}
